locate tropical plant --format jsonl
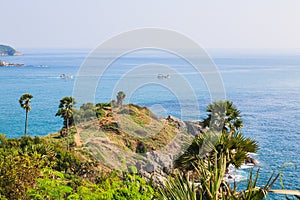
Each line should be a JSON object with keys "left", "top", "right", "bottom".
{"left": 116, "top": 91, "right": 126, "bottom": 108}
{"left": 203, "top": 100, "right": 243, "bottom": 134}
{"left": 95, "top": 102, "right": 111, "bottom": 119}
{"left": 175, "top": 101, "right": 258, "bottom": 172}
{"left": 95, "top": 102, "right": 111, "bottom": 110}
{"left": 56, "top": 97, "right": 75, "bottom": 148}
{"left": 19, "top": 93, "right": 33, "bottom": 136}
{"left": 162, "top": 151, "right": 281, "bottom": 200}
{"left": 175, "top": 130, "right": 258, "bottom": 171}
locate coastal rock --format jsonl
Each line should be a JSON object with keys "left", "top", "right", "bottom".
{"left": 185, "top": 121, "right": 206, "bottom": 136}
{"left": 0, "top": 60, "right": 24, "bottom": 67}
{"left": 133, "top": 116, "right": 206, "bottom": 181}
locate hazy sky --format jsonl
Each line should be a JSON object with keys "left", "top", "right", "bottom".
{"left": 1, "top": 0, "right": 300, "bottom": 49}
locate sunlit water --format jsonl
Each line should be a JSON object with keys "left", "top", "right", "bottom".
{"left": 0, "top": 49, "right": 299, "bottom": 199}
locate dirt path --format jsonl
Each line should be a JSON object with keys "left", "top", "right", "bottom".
{"left": 74, "top": 132, "right": 82, "bottom": 147}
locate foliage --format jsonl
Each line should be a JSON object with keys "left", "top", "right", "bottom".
{"left": 19, "top": 93, "right": 33, "bottom": 136}
{"left": 0, "top": 135, "right": 53, "bottom": 199}
{"left": 175, "top": 101, "right": 258, "bottom": 171}
{"left": 136, "top": 141, "right": 147, "bottom": 153}
{"left": 101, "top": 122, "right": 120, "bottom": 134}
{"left": 56, "top": 96, "right": 75, "bottom": 131}
{"left": 28, "top": 168, "right": 73, "bottom": 200}
{"left": 0, "top": 44, "right": 17, "bottom": 55}
{"left": 203, "top": 100, "right": 243, "bottom": 134}
{"left": 161, "top": 153, "right": 280, "bottom": 200}
{"left": 116, "top": 91, "right": 126, "bottom": 107}
{"left": 56, "top": 97, "right": 76, "bottom": 149}
{"left": 0, "top": 133, "right": 157, "bottom": 199}
{"left": 1, "top": 98, "right": 298, "bottom": 199}
{"left": 28, "top": 170, "right": 156, "bottom": 200}
{"left": 73, "top": 102, "right": 99, "bottom": 124}
{"left": 0, "top": 134, "right": 97, "bottom": 199}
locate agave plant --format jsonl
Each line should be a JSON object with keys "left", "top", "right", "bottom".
{"left": 161, "top": 153, "right": 282, "bottom": 200}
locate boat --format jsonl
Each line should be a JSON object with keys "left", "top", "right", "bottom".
{"left": 157, "top": 74, "right": 170, "bottom": 79}
{"left": 59, "top": 74, "right": 73, "bottom": 79}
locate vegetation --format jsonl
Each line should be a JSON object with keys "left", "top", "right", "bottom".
{"left": 0, "top": 96, "right": 298, "bottom": 199}
{"left": 0, "top": 133, "right": 156, "bottom": 199}
{"left": 116, "top": 91, "right": 126, "bottom": 107}
{"left": 56, "top": 96, "right": 75, "bottom": 149}
{"left": 161, "top": 153, "right": 280, "bottom": 200}
{"left": 0, "top": 44, "right": 19, "bottom": 56}
{"left": 203, "top": 100, "right": 243, "bottom": 134}
{"left": 175, "top": 101, "right": 258, "bottom": 171}
{"left": 19, "top": 93, "right": 33, "bottom": 136}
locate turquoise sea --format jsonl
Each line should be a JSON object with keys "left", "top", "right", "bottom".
{"left": 0, "top": 48, "right": 299, "bottom": 198}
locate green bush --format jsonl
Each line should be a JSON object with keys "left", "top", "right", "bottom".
{"left": 101, "top": 122, "right": 120, "bottom": 134}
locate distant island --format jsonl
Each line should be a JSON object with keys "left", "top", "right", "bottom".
{"left": 0, "top": 44, "right": 24, "bottom": 66}
{"left": 0, "top": 44, "right": 22, "bottom": 56}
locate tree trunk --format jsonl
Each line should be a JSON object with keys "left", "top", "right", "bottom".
{"left": 24, "top": 110, "right": 28, "bottom": 136}
{"left": 66, "top": 117, "right": 69, "bottom": 150}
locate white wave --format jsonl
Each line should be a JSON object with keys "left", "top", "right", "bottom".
{"left": 224, "top": 170, "right": 248, "bottom": 182}
{"left": 240, "top": 163, "right": 255, "bottom": 169}
{"left": 33, "top": 65, "right": 48, "bottom": 68}
{"left": 247, "top": 152, "right": 259, "bottom": 156}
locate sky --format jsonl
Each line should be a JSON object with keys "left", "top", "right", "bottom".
{"left": 1, "top": 0, "right": 300, "bottom": 49}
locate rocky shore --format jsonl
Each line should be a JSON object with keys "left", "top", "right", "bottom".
{"left": 0, "top": 60, "right": 24, "bottom": 67}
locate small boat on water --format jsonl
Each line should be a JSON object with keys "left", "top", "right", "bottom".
{"left": 157, "top": 74, "right": 170, "bottom": 79}
{"left": 59, "top": 74, "right": 73, "bottom": 79}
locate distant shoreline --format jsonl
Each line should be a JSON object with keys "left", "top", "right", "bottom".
{"left": 0, "top": 60, "right": 24, "bottom": 67}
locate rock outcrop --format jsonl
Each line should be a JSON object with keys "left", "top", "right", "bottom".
{"left": 132, "top": 116, "right": 205, "bottom": 183}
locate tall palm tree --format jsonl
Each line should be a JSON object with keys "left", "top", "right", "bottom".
{"left": 19, "top": 94, "right": 33, "bottom": 136}
{"left": 203, "top": 100, "right": 243, "bottom": 134}
{"left": 55, "top": 97, "right": 75, "bottom": 149}
{"left": 116, "top": 91, "right": 126, "bottom": 108}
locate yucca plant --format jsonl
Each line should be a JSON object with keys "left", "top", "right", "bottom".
{"left": 160, "top": 158, "right": 283, "bottom": 200}
{"left": 159, "top": 172, "right": 200, "bottom": 200}
{"left": 160, "top": 151, "right": 230, "bottom": 200}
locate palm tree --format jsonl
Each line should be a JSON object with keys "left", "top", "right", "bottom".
{"left": 116, "top": 91, "right": 126, "bottom": 108}
{"left": 55, "top": 97, "right": 75, "bottom": 149}
{"left": 203, "top": 100, "right": 243, "bottom": 134}
{"left": 19, "top": 94, "right": 33, "bottom": 136}
{"left": 175, "top": 101, "right": 258, "bottom": 171}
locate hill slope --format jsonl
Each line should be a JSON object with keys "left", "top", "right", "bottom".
{"left": 74, "top": 103, "right": 203, "bottom": 179}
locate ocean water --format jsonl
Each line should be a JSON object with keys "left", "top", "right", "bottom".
{"left": 1, "top": 48, "right": 299, "bottom": 198}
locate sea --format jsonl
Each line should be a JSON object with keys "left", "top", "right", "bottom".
{"left": 0, "top": 48, "right": 299, "bottom": 199}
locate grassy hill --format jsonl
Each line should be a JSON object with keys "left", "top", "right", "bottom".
{"left": 72, "top": 103, "right": 194, "bottom": 172}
